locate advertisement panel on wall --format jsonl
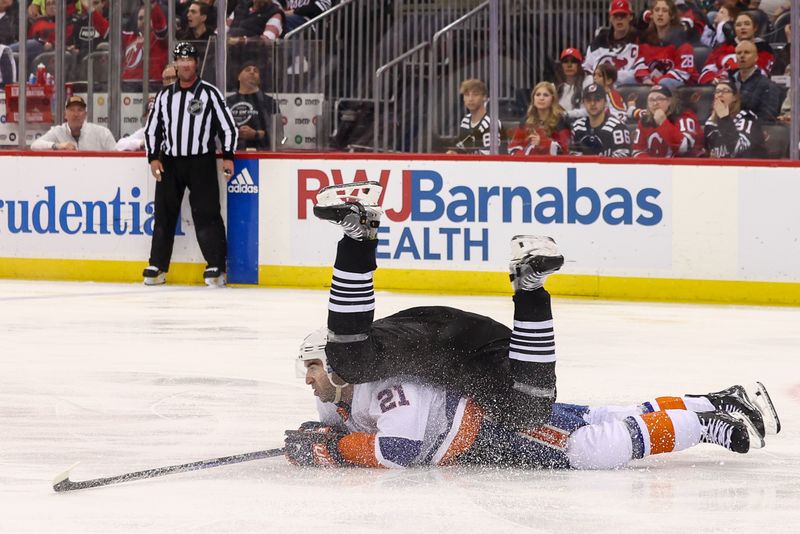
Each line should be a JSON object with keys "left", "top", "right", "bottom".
{"left": 0, "top": 155, "right": 218, "bottom": 280}
{"left": 261, "top": 158, "right": 673, "bottom": 279}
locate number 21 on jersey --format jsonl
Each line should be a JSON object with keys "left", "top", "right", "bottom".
{"left": 377, "top": 385, "right": 411, "bottom": 413}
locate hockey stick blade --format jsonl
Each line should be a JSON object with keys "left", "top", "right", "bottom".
{"left": 53, "top": 447, "right": 285, "bottom": 492}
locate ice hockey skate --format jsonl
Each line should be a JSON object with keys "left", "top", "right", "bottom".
{"left": 509, "top": 235, "right": 565, "bottom": 291}
{"left": 752, "top": 381, "right": 781, "bottom": 435}
{"left": 203, "top": 267, "right": 226, "bottom": 288}
{"left": 313, "top": 181, "right": 383, "bottom": 241}
{"left": 142, "top": 266, "right": 166, "bottom": 286}
{"left": 687, "top": 384, "right": 766, "bottom": 441}
{"left": 697, "top": 411, "right": 752, "bottom": 453}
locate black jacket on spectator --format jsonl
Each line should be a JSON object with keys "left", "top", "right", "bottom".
{"left": 229, "top": 0, "right": 284, "bottom": 37}
{"left": 733, "top": 69, "right": 779, "bottom": 123}
{"left": 0, "top": 6, "right": 18, "bottom": 45}
{"left": 704, "top": 109, "right": 765, "bottom": 158}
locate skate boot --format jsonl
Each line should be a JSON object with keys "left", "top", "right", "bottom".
{"left": 143, "top": 266, "right": 166, "bottom": 286}
{"left": 697, "top": 411, "right": 751, "bottom": 454}
{"left": 751, "top": 381, "right": 781, "bottom": 435}
{"left": 313, "top": 181, "right": 383, "bottom": 241}
{"left": 203, "top": 267, "right": 226, "bottom": 288}
{"left": 687, "top": 385, "right": 765, "bottom": 440}
{"left": 509, "top": 235, "right": 564, "bottom": 291}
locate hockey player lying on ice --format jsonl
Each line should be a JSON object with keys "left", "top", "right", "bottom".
{"left": 283, "top": 181, "right": 781, "bottom": 469}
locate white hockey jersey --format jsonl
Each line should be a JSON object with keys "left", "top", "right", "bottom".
{"left": 317, "top": 379, "right": 482, "bottom": 469}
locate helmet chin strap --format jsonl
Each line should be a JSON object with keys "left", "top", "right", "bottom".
{"left": 330, "top": 372, "right": 349, "bottom": 404}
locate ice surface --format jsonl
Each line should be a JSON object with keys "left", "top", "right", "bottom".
{"left": 1, "top": 280, "right": 798, "bottom": 533}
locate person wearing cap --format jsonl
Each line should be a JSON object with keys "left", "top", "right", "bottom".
{"left": 30, "top": 95, "right": 116, "bottom": 151}
{"left": 704, "top": 79, "right": 766, "bottom": 158}
{"left": 632, "top": 84, "right": 705, "bottom": 157}
{"left": 143, "top": 41, "right": 238, "bottom": 287}
{"left": 583, "top": 0, "right": 643, "bottom": 86}
{"left": 570, "top": 83, "right": 631, "bottom": 157}
{"left": 226, "top": 61, "right": 281, "bottom": 151}
{"left": 556, "top": 48, "right": 585, "bottom": 112}
{"left": 635, "top": 0, "right": 698, "bottom": 88}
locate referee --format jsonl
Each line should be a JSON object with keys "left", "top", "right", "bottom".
{"left": 143, "top": 42, "right": 238, "bottom": 287}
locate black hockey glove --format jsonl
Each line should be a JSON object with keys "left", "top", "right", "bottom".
{"left": 284, "top": 425, "right": 348, "bottom": 467}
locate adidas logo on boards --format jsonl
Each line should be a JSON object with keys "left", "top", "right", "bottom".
{"left": 227, "top": 167, "right": 259, "bottom": 194}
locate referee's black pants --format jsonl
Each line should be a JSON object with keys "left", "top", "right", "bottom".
{"left": 148, "top": 153, "right": 227, "bottom": 272}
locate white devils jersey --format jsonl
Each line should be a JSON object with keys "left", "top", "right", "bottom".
{"left": 317, "top": 379, "right": 477, "bottom": 468}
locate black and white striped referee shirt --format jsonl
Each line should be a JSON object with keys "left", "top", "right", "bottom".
{"left": 145, "top": 77, "right": 238, "bottom": 162}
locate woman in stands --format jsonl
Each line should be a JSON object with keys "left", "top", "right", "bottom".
{"left": 700, "top": 3, "right": 738, "bottom": 48}
{"left": 635, "top": 0, "right": 698, "bottom": 88}
{"left": 704, "top": 80, "right": 766, "bottom": 158}
{"left": 699, "top": 11, "right": 775, "bottom": 84}
{"left": 508, "top": 82, "right": 570, "bottom": 156}
{"left": 632, "top": 84, "right": 704, "bottom": 157}
{"left": 556, "top": 48, "right": 585, "bottom": 112}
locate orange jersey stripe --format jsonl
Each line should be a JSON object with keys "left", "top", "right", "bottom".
{"left": 655, "top": 396, "right": 687, "bottom": 411}
{"left": 439, "top": 399, "right": 484, "bottom": 466}
{"left": 641, "top": 411, "right": 676, "bottom": 454}
{"left": 337, "top": 432, "right": 383, "bottom": 468}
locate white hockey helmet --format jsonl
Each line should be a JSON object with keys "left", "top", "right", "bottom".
{"left": 296, "top": 326, "right": 330, "bottom": 378}
{"left": 296, "top": 327, "right": 349, "bottom": 403}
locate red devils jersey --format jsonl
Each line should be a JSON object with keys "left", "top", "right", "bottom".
{"left": 698, "top": 40, "right": 775, "bottom": 85}
{"left": 635, "top": 39, "right": 698, "bottom": 85}
{"left": 94, "top": 3, "right": 168, "bottom": 81}
{"left": 508, "top": 117, "right": 571, "bottom": 156}
{"left": 633, "top": 110, "right": 704, "bottom": 158}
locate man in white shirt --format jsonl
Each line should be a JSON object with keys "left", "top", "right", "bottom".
{"left": 31, "top": 95, "right": 117, "bottom": 151}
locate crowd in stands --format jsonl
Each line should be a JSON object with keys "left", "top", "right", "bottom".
{"left": 455, "top": 0, "right": 795, "bottom": 160}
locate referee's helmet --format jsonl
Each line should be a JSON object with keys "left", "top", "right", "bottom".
{"left": 173, "top": 41, "right": 198, "bottom": 60}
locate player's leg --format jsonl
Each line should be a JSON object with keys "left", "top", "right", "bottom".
{"left": 314, "top": 182, "right": 384, "bottom": 383}
{"left": 567, "top": 408, "right": 752, "bottom": 470}
{"left": 507, "top": 235, "right": 564, "bottom": 405}
{"left": 145, "top": 156, "right": 186, "bottom": 284}
{"left": 186, "top": 154, "right": 227, "bottom": 286}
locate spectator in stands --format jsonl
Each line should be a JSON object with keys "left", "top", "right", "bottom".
{"left": 31, "top": 95, "right": 116, "bottom": 150}
{"left": 227, "top": 0, "right": 285, "bottom": 45}
{"left": 732, "top": 39, "right": 779, "bottom": 121}
{"left": 277, "top": 0, "right": 333, "bottom": 34}
{"left": 556, "top": 47, "right": 585, "bottom": 112}
{"left": 635, "top": 0, "right": 698, "bottom": 88}
{"left": 177, "top": 0, "right": 218, "bottom": 34}
{"left": 675, "top": 0, "right": 707, "bottom": 43}
{"left": 700, "top": 3, "right": 737, "bottom": 48}
{"left": 177, "top": 1, "right": 214, "bottom": 41}
{"left": 592, "top": 63, "right": 629, "bottom": 121}
{"left": 226, "top": 61, "right": 281, "bottom": 151}
{"left": 699, "top": 11, "right": 775, "bottom": 84}
{"left": 570, "top": 83, "right": 631, "bottom": 157}
{"left": 28, "top": 0, "right": 82, "bottom": 19}
{"left": 116, "top": 64, "right": 178, "bottom": 151}
{"left": 632, "top": 84, "right": 704, "bottom": 156}
{"left": 447, "top": 78, "right": 501, "bottom": 155}
{"left": 11, "top": 0, "right": 58, "bottom": 72}
{"left": 118, "top": 1, "right": 169, "bottom": 88}
{"left": 0, "top": 0, "right": 18, "bottom": 46}
{"left": 508, "top": 82, "right": 570, "bottom": 156}
{"left": 0, "top": 43, "right": 14, "bottom": 87}
{"left": 583, "top": 0, "right": 642, "bottom": 86}
{"left": 67, "top": 0, "right": 109, "bottom": 60}
{"left": 705, "top": 80, "right": 765, "bottom": 157}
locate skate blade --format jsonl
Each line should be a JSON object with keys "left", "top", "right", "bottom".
{"left": 316, "top": 181, "right": 383, "bottom": 207}
{"left": 753, "top": 381, "right": 781, "bottom": 435}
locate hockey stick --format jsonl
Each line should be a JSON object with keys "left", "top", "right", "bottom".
{"left": 52, "top": 447, "right": 285, "bottom": 492}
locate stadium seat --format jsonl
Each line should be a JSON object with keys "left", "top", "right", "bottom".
{"left": 693, "top": 45, "right": 711, "bottom": 71}
{"left": 769, "top": 11, "right": 790, "bottom": 43}
{"left": 497, "top": 97, "right": 526, "bottom": 127}
{"left": 676, "top": 85, "right": 715, "bottom": 123}
{"left": 762, "top": 123, "right": 790, "bottom": 159}
{"left": 76, "top": 51, "right": 109, "bottom": 91}
{"left": 746, "top": 10, "right": 770, "bottom": 39}
{"left": 330, "top": 98, "right": 375, "bottom": 150}
{"left": 618, "top": 84, "right": 651, "bottom": 110}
